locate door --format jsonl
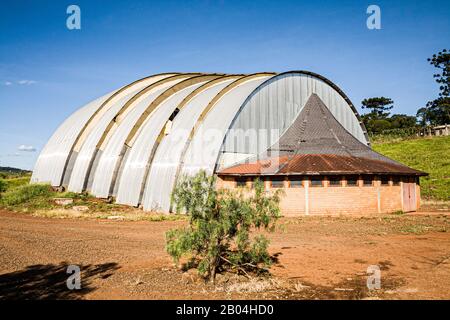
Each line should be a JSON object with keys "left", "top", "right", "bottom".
{"left": 402, "top": 182, "right": 417, "bottom": 212}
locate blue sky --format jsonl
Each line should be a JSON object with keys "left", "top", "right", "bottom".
{"left": 0, "top": 0, "right": 449, "bottom": 170}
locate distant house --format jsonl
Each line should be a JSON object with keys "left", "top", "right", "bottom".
{"left": 418, "top": 124, "right": 449, "bottom": 137}
{"left": 32, "top": 71, "right": 426, "bottom": 215}
{"left": 433, "top": 124, "right": 449, "bottom": 136}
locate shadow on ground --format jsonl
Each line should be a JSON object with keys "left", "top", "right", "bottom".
{"left": 0, "top": 262, "right": 120, "bottom": 300}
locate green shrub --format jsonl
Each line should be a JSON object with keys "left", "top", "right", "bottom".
{"left": 0, "top": 184, "right": 53, "bottom": 207}
{"left": 0, "top": 179, "right": 7, "bottom": 193}
{"left": 61, "top": 191, "right": 90, "bottom": 200}
{"left": 166, "top": 170, "right": 283, "bottom": 283}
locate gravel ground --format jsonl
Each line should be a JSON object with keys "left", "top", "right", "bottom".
{"left": 0, "top": 210, "right": 449, "bottom": 300}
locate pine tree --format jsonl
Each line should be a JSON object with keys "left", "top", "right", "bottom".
{"left": 166, "top": 170, "right": 282, "bottom": 282}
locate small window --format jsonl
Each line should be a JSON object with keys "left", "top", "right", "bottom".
{"left": 346, "top": 177, "right": 358, "bottom": 187}
{"left": 363, "top": 177, "right": 373, "bottom": 187}
{"left": 289, "top": 177, "right": 303, "bottom": 188}
{"left": 236, "top": 178, "right": 247, "bottom": 188}
{"left": 328, "top": 176, "right": 342, "bottom": 187}
{"left": 381, "top": 177, "right": 390, "bottom": 185}
{"left": 392, "top": 177, "right": 400, "bottom": 186}
{"left": 271, "top": 177, "right": 285, "bottom": 188}
{"left": 310, "top": 177, "right": 323, "bottom": 187}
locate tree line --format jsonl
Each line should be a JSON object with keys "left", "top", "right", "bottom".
{"left": 361, "top": 49, "right": 450, "bottom": 134}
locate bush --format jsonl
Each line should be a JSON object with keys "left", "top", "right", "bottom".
{"left": 166, "top": 171, "right": 283, "bottom": 282}
{"left": 0, "top": 179, "right": 7, "bottom": 194}
{"left": 0, "top": 184, "right": 53, "bottom": 207}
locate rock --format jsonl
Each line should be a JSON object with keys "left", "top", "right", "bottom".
{"left": 334, "top": 288, "right": 354, "bottom": 291}
{"left": 385, "top": 290, "right": 397, "bottom": 294}
{"left": 53, "top": 198, "right": 73, "bottom": 206}
{"left": 72, "top": 205, "right": 89, "bottom": 212}
{"left": 294, "top": 282, "right": 310, "bottom": 292}
{"left": 107, "top": 215, "right": 125, "bottom": 220}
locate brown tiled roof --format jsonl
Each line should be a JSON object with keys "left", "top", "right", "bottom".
{"left": 218, "top": 154, "right": 427, "bottom": 176}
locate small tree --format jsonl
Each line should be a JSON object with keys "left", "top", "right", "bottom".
{"left": 165, "top": 171, "right": 282, "bottom": 282}
{"left": 361, "top": 97, "right": 394, "bottom": 120}
{"left": 429, "top": 49, "right": 450, "bottom": 98}
{"left": 418, "top": 49, "right": 450, "bottom": 125}
{"left": 389, "top": 114, "right": 417, "bottom": 129}
{"left": 364, "top": 118, "right": 392, "bottom": 134}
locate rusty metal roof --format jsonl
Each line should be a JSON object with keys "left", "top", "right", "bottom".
{"left": 218, "top": 154, "right": 427, "bottom": 176}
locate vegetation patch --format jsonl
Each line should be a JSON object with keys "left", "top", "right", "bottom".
{"left": 0, "top": 184, "right": 54, "bottom": 211}
{"left": 399, "top": 224, "right": 430, "bottom": 235}
{"left": 166, "top": 170, "right": 283, "bottom": 283}
{"left": 373, "top": 135, "right": 450, "bottom": 201}
{"left": 0, "top": 175, "right": 187, "bottom": 221}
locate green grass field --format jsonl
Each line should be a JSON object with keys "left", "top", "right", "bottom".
{"left": 373, "top": 135, "right": 450, "bottom": 201}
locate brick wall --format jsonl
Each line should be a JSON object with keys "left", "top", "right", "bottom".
{"left": 216, "top": 176, "right": 236, "bottom": 189}
{"left": 217, "top": 176, "right": 416, "bottom": 216}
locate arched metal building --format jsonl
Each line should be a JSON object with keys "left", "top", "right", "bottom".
{"left": 32, "top": 71, "right": 425, "bottom": 214}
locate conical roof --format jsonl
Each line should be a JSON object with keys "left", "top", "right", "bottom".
{"left": 269, "top": 94, "right": 397, "bottom": 163}
{"left": 219, "top": 94, "right": 426, "bottom": 176}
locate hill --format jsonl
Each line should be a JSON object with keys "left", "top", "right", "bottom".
{"left": 373, "top": 136, "right": 450, "bottom": 201}
{"left": 0, "top": 166, "right": 31, "bottom": 174}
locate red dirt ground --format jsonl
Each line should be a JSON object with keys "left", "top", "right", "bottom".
{"left": 0, "top": 210, "right": 449, "bottom": 300}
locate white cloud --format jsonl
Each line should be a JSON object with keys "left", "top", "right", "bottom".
{"left": 17, "top": 80, "right": 37, "bottom": 85}
{"left": 18, "top": 145, "right": 36, "bottom": 152}
{"left": 4, "top": 81, "right": 12, "bottom": 86}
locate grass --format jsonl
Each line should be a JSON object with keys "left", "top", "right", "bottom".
{"left": 0, "top": 180, "right": 187, "bottom": 221}
{"left": 373, "top": 135, "right": 450, "bottom": 201}
{"left": 2, "top": 176, "right": 31, "bottom": 189}
{"left": 399, "top": 224, "right": 430, "bottom": 235}
{"left": 0, "top": 184, "right": 55, "bottom": 211}
{"left": 32, "top": 208, "right": 188, "bottom": 221}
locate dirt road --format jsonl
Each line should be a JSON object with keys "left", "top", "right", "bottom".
{"left": 1, "top": 210, "right": 449, "bottom": 299}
